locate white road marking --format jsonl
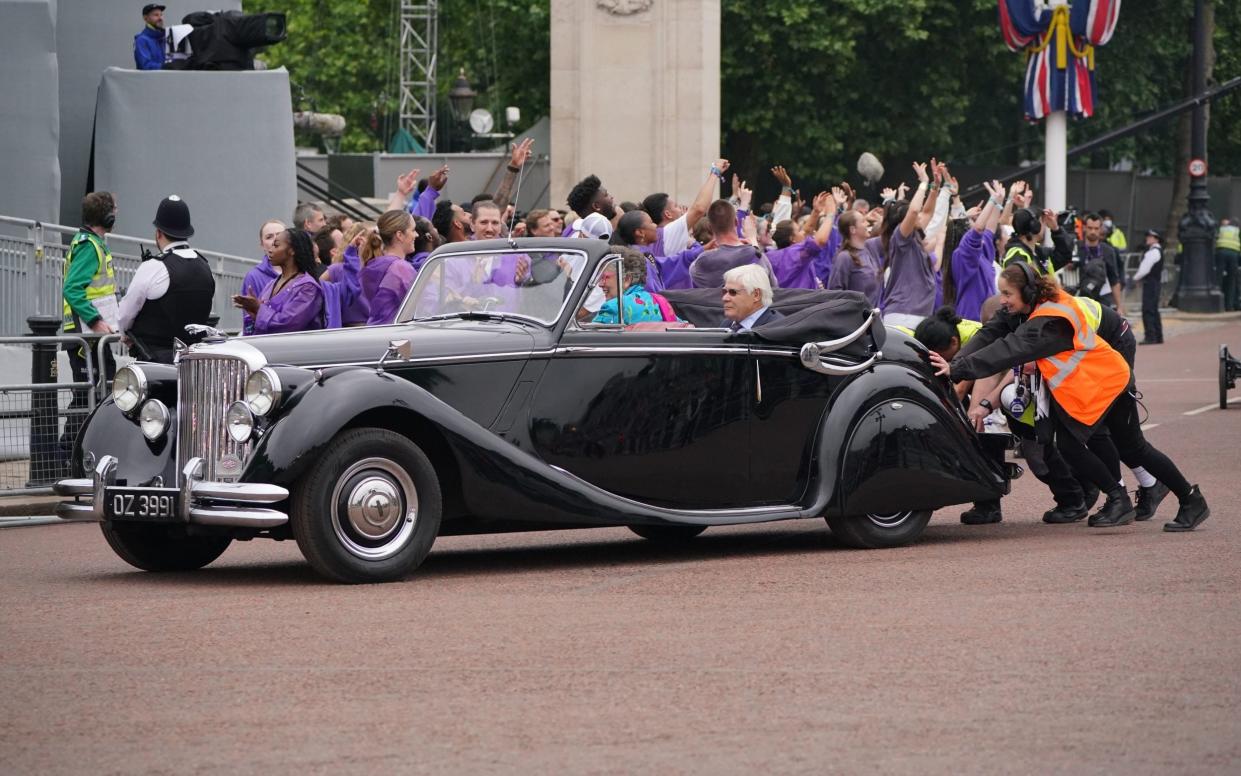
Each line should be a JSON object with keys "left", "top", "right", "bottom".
{"left": 1140, "top": 423, "right": 1160, "bottom": 431}
{"left": 1183, "top": 396, "right": 1241, "bottom": 416}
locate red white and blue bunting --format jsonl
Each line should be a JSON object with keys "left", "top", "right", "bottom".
{"left": 998, "top": 0, "right": 1121, "bottom": 120}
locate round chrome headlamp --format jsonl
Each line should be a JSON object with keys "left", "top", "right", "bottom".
{"left": 112, "top": 365, "right": 148, "bottom": 414}
{"left": 138, "top": 399, "right": 170, "bottom": 441}
{"left": 226, "top": 400, "right": 255, "bottom": 443}
{"left": 244, "top": 368, "right": 282, "bottom": 416}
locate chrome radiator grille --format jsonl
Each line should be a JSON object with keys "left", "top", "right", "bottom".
{"left": 177, "top": 355, "right": 251, "bottom": 482}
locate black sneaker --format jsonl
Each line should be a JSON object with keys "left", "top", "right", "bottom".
{"left": 961, "top": 501, "right": 1002, "bottom": 525}
{"left": 1043, "top": 502, "right": 1088, "bottom": 523}
{"left": 1134, "top": 482, "right": 1170, "bottom": 521}
{"left": 1164, "top": 485, "right": 1209, "bottom": 532}
{"left": 1088, "top": 488, "right": 1136, "bottom": 527}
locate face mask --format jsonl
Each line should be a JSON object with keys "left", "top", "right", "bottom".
{"left": 1103, "top": 220, "right": 1113, "bottom": 229}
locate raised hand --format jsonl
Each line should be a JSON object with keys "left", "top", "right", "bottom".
{"left": 771, "top": 165, "right": 792, "bottom": 188}
{"left": 396, "top": 168, "right": 421, "bottom": 198}
{"left": 509, "top": 137, "right": 534, "bottom": 168}
{"left": 428, "top": 164, "right": 450, "bottom": 191}
{"left": 736, "top": 179, "right": 753, "bottom": 210}
{"left": 913, "top": 161, "right": 929, "bottom": 184}
{"left": 714, "top": 158, "right": 731, "bottom": 175}
{"left": 881, "top": 186, "right": 897, "bottom": 202}
{"left": 831, "top": 186, "right": 848, "bottom": 210}
{"left": 742, "top": 213, "right": 758, "bottom": 245}
{"left": 897, "top": 182, "right": 910, "bottom": 200}
{"left": 1041, "top": 208, "right": 1059, "bottom": 230}
{"left": 839, "top": 181, "right": 856, "bottom": 206}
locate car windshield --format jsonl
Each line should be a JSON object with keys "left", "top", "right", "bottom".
{"left": 397, "top": 250, "right": 588, "bottom": 326}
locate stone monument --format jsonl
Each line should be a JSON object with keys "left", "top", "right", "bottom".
{"left": 550, "top": 0, "right": 720, "bottom": 212}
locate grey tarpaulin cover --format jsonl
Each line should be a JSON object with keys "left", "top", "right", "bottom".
{"left": 0, "top": 0, "right": 60, "bottom": 223}
{"left": 93, "top": 66, "right": 296, "bottom": 258}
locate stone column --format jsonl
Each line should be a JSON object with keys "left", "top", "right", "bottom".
{"left": 551, "top": 0, "right": 720, "bottom": 213}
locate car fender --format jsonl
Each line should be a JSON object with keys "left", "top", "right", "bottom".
{"left": 808, "top": 363, "right": 1010, "bottom": 517}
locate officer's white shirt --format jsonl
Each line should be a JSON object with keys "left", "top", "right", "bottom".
{"left": 118, "top": 241, "right": 193, "bottom": 331}
{"left": 1133, "top": 246, "right": 1162, "bottom": 283}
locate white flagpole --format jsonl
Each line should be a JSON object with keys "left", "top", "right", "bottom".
{"left": 1044, "top": 0, "right": 1069, "bottom": 214}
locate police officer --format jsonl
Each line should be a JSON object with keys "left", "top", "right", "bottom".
{"left": 1134, "top": 229, "right": 1164, "bottom": 345}
{"left": 1001, "top": 207, "right": 1075, "bottom": 276}
{"left": 61, "top": 192, "right": 121, "bottom": 451}
{"left": 118, "top": 196, "right": 215, "bottom": 363}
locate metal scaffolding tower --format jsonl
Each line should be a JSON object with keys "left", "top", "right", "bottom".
{"left": 399, "top": 0, "right": 438, "bottom": 152}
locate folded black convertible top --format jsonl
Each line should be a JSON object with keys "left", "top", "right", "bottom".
{"left": 660, "top": 288, "right": 884, "bottom": 355}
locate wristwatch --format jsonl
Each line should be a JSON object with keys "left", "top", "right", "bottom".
{"left": 978, "top": 398, "right": 994, "bottom": 411}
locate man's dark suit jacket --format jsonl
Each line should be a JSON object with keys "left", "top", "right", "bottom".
{"left": 723, "top": 306, "right": 785, "bottom": 331}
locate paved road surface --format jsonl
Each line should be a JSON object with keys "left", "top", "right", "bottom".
{"left": 2, "top": 320, "right": 1239, "bottom": 774}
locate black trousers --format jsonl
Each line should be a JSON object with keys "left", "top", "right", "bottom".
{"left": 1009, "top": 418, "right": 1085, "bottom": 508}
{"left": 1055, "top": 391, "right": 1191, "bottom": 498}
{"left": 1217, "top": 249, "right": 1240, "bottom": 311}
{"left": 1141, "top": 277, "right": 1163, "bottom": 343}
{"left": 60, "top": 340, "right": 116, "bottom": 451}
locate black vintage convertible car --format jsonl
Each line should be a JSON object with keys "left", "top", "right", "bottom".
{"left": 56, "top": 238, "right": 1015, "bottom": 583}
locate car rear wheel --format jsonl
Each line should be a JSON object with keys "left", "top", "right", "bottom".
{"left": 628, "top": 524, "right": 707, "bottom": 542}
{"left": 825, "top": 509, "right": 932, "bottom": 549}
{"left": 100, "top": 522, "right": 231, "bottom": 572}
{"left": 291, "top": 428, "right": 441, "bottom": 583}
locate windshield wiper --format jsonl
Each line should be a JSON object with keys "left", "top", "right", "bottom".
{"left": 414, "top": 310, "right": 510, "bottom": 323}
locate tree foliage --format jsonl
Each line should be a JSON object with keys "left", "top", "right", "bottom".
{"left": 256, "top": 0, "right": 1241, "bottom": 194}
{"left": 258, "top": 0, "right": 548, "bottom": 152}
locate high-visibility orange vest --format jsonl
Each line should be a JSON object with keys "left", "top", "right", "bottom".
{"left": 1028, "top": 290, "right": 1130, "bottom": 427}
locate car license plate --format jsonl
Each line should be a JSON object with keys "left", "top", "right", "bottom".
{"left": 105, "top": 488, "right": 181, "bottom": 521}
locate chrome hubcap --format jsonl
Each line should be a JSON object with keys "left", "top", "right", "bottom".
{"left": 346, "top": 477, "right": 402, "bottom": 539}
{"left": 866, "top": 510, "right": 913, "bottom": 529}
{"left": 330, "top": 457, "right": 418, "bottom": 561}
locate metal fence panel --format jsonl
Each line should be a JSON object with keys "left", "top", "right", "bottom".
{"left": 0, "top": 215, "right": 258, "bottom": 336}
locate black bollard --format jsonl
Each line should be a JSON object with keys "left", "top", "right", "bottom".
{"left": 26, "top": 315, "right": 64, "bottom": 485}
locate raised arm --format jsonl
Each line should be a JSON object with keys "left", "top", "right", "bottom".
{"left": 387, "top": 167, "right": 421, "bottom": 212}
{"left": 899, "top": 162, "right": 930, "bottom": 237}
{"left": 491, "top": 138, "right": 534, "bottom": 212}
{"left": 770, "top": 165, "right": 793, "bottom": 223}
{"left": 674, "top": 158, "right": 728, "bottom": 231}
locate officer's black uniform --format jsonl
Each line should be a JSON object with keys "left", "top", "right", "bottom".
{"left": 128, "top": 197, "right": 215, "bottom": 363}
{"left": 1140, "top": 242, "right": 1164, "bottom": 344}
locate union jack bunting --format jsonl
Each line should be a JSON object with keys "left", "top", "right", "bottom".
{"left": 998, "top": 0, "right": 1122, "bottom": 120}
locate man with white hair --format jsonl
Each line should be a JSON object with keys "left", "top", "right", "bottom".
{"left": 721, "top": 264, "right": 783, "bottom": 331}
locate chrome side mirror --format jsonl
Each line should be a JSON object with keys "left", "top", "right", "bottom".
{"left": 377, "top": 339, "right": 412, "bottom": 372}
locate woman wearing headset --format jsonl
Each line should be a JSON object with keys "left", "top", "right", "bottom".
{"left": 929, "top": 262, "right": 1209, "bottom": 532}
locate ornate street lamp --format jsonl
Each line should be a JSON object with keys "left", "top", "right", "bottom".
{"left": 448, "top": 69, "right": 477, "bottom": 122}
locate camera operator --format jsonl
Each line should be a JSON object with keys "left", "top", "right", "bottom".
{"left": 134, "top": 4, "right": 167, "bottom": 70}
{"left": 118, "top": 196, "right": 215, "bottom": 363}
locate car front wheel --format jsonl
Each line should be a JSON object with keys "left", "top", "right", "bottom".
{"left": 100, "top": 522, "right": 231, "bottom": 572}
{"left": 825, "top": 509, "right": 931, "bottom": 549}
{"left": 291, "top": 428, "right": 442, "bottom": 583}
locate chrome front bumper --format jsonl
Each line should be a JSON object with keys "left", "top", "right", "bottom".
{"left": 54, "top": 455, "right": 289, "bottom": 529}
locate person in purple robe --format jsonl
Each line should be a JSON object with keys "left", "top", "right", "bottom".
{"left": 233, "top": 229, "right": 325, "bottom": 335}
{"left": 945, "top": 180, "right": 1004, "bottom": 322}
{"left": 240, "top": 219, "right": 285, "bottom": 335}
{"left": 359, "top": 210, "right": 418, "bottom": 326}
{"left": 611, "top": 209, "right": 703, "bottom": 292}
{"left": 880, "top": 161, "right": 939, "bottom": 329}
{"left": 321, "top": 222, "right": 373, "bottom": 326}
{"left": 690, "top": 200, "right": 778, "bottom": 289}
{"left": 767, "top": 189, "right": 842, "bottom": 289}
{"left": 407, "top": 216, "right": 439, "bottom": 273}
{"left": 827, "top": 210, "right": 881, "bottom": 307}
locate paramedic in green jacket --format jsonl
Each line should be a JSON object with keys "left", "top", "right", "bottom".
{"left": 60, "top": 192, "right": 120, "bottom": 452}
